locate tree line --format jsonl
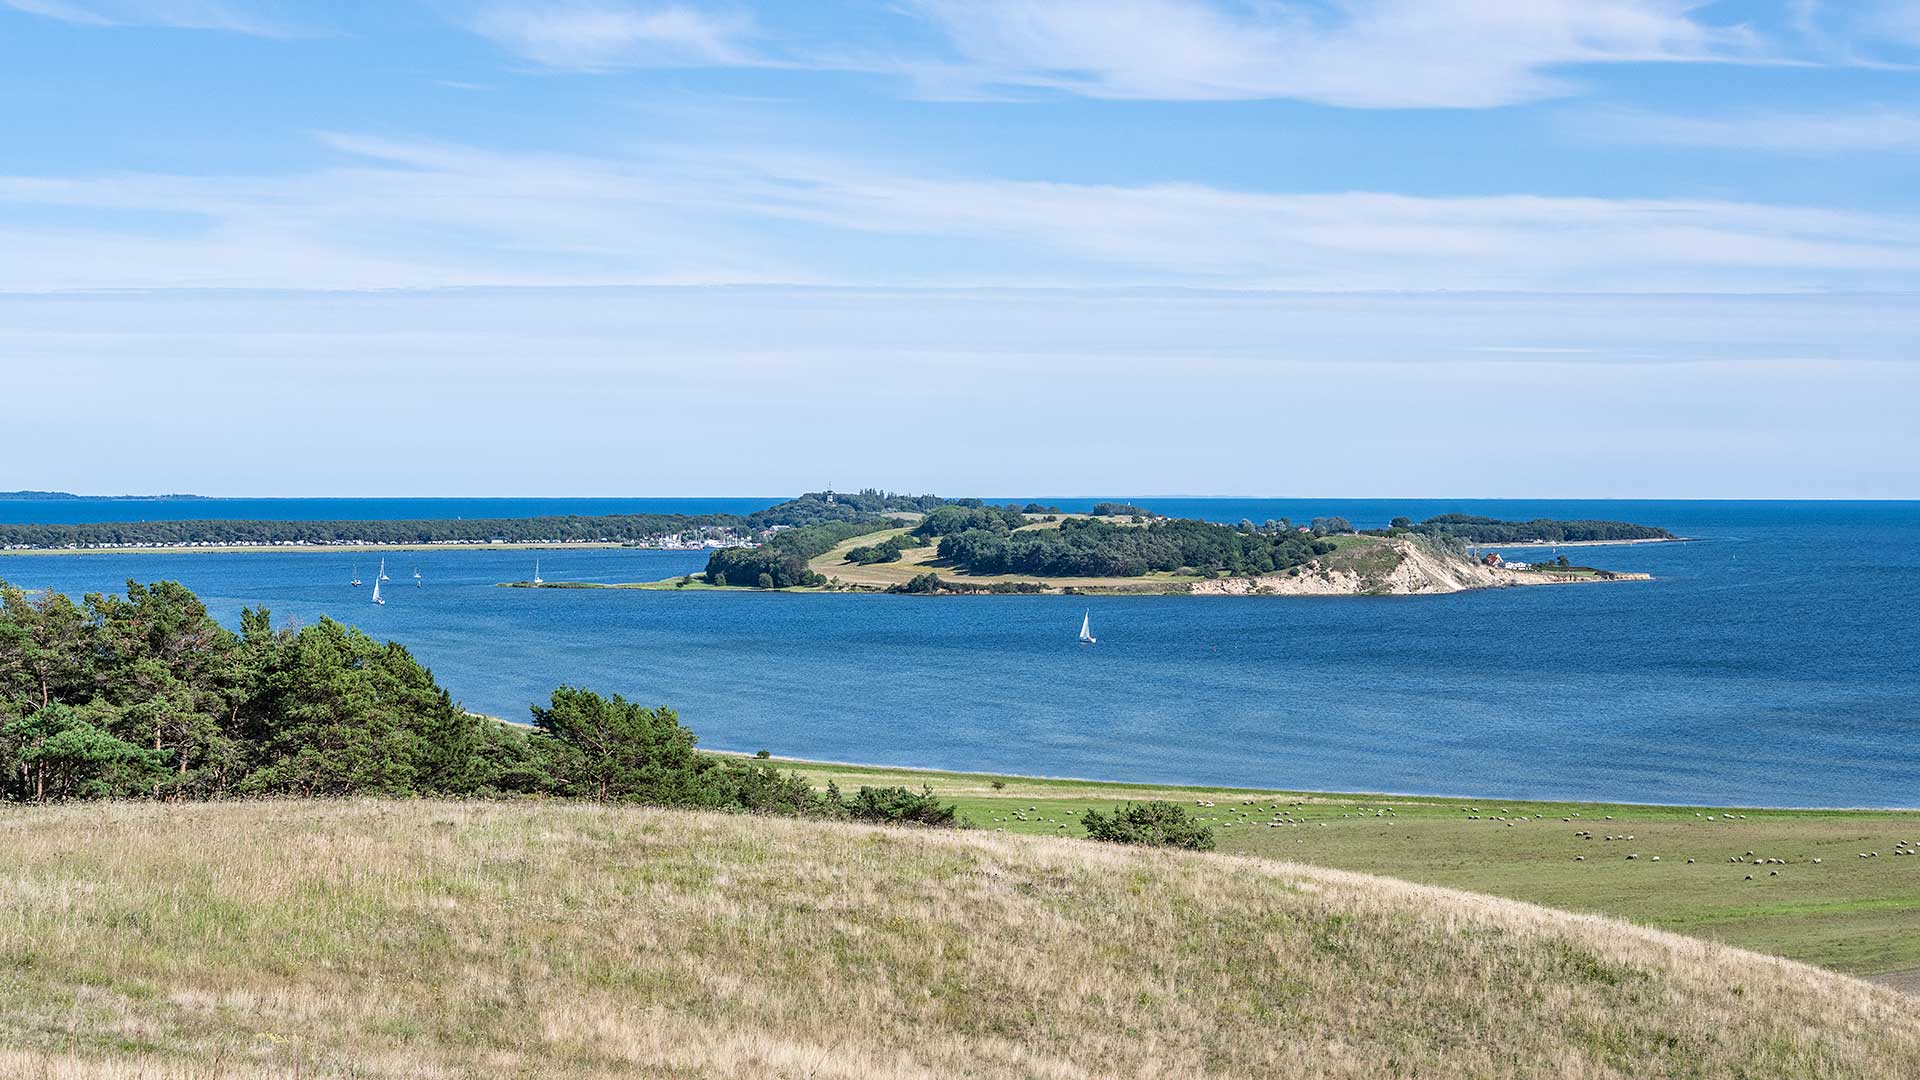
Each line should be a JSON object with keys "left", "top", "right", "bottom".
{"left": 1408, "top": 514, "right": 1675, "bottom": 544}
{"left": 0, "top": 513, "right": 731, "bottom": 550}
{"left": 937, "top": 517, "right": 1335, "bottom": 579}
{"left": 911, "top": 505, "right": 1031, "bottom": 538}
{"left": 0, "top": 492, "right": 973, "bottom": 551}
{"left": 0, "top": 579, "right": 955, "bottom": 825}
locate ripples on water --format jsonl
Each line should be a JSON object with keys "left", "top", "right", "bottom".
{"left": 1, "top": 499, "right": 1914, "bottom": 807}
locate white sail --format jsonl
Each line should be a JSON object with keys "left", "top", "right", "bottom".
{"left": 1079, "top": 610, "right": 1096, "bottom": 644}
{"left": 533, "top": 558, "right": 543, "bottom": 585}
{"left": 371, "top": 577, "right": 384, "bottom": 605}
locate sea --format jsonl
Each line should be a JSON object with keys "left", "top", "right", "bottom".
{"left": 2, "top": 497, "right": 1915, "bottom": 809}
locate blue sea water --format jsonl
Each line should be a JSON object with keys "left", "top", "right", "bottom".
{"left": 1, "top": 498, "right": 1914, "bottom": 808}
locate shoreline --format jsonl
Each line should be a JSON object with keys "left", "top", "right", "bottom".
{"left": 0, "top": 541, "right": 674, "bottom": 557}
{"left": 1485, "top": 536, "right": 1694, "bottom": 548}
{"left": 710, "top": 750, "right": 1917, "bottom": 814}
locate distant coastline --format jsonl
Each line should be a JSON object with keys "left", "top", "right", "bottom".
{"left": 0, "top": 494, "right": 1679, "bottom": 595}
{"left": 0, "top": 490, "right": 209, "bottom": 501}
{"left": 1488, "top": 536, "right": 1694, "bottom": 548}
{"left": 0, "top": 540, "right": 636, "bottom": 557}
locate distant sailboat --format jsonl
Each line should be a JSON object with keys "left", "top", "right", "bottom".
{"left": 532, "top": 559, "right": 544, "bottom": 586}
{"left": 371, "top": 576, "right": 385, "bottom": 606}
{"left": 379, "top": 563, "right": 391, "bottom": 581}
{"left": 350, "top": 564, "right": 362, "bottom": 588}
{"left": 413, "top": 567, "right": 422, "bottom": 587}
{"left": 1079, "top": 610, "right": 1096, "bottom": 645}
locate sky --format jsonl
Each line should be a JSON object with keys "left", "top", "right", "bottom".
{"left": 1, "top": 0, "right": 1917, "bottom": 497}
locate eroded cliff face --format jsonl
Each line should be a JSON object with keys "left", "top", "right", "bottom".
{"left": 1188, "top": 538, "right": 1650, "bottom": 596}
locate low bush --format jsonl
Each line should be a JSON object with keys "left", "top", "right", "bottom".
{"left": 1081, "top": 801, "right": 1216, "bottom": 850}
{"left": 841, "top": 784, "right": 960, "bottom": 827}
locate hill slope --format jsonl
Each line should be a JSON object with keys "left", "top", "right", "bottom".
{"left": 1, "top": 801, "right": 1914, "bottom": 1079}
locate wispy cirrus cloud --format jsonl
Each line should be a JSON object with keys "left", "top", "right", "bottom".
{"left": 460, "top": 2, "right": 759, "bottom": 70}
{"left": 446, "top": 0, "right": 1787, "bottom": 108}
{"left": 2, "top": 0, "right": 307, "bottom": 36}
{"left": 895, "top": 0, "right": 1774, "bottom": 107}
{"left": 1575, "top": 105, "right": 1920, "bottom": 153}
{"left": 3, "top": 132, "right": 1919, "bottom": 292}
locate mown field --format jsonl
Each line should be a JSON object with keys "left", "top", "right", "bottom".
{"left": 1, "top": 799, "right": 1915, "bottom": 1079}
{"left": 774, "top": 759, "right": 1920, "bottom": 977}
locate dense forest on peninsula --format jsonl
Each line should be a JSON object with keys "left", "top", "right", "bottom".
{"left": 0, "top": 578, "right": 954, "bottom": 824}
{"left": 1407, "top": 515, "right": 1676, "bottom": 544}
{"left": 933, "top": 517, "right": 1337, "bottom": 578}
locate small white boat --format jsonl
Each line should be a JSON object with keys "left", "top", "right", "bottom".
{"left": 350, "top": 564, "right": 362, "bottom": 587}
{"left": 371, "top": 574, "right": 385, "bottom": 606}
{"left": 378, "top": 564, "right": 390, "bottom": 581}
{"left": 1079, "top": 610, "right": 1096, "bottom": 645}
{"left": 413, "top": 567, "right": 422, "bottom": 587}
{"left": 532, "top": 558, "right": 544, "bottom": 586}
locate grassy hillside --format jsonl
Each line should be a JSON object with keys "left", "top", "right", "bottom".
{"left": 1, "top": 801, "right": 1915, "bottom": 1079}
{"left": 770, "top": 759, "right": 1920, "bottom": 977}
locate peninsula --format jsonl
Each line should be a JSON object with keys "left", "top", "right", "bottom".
{"left": 0, "top": 490, "right": 1667, "bottom": 596}
{"left": 501, "top": 493, "right": 1663, "bottom": 596}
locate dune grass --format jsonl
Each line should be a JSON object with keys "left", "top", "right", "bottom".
{"left": 0, "top": 799, "right": 1915, "bottom": 1079}
{"left": 767, "top": 759, "right": 1920, "bottom": 976}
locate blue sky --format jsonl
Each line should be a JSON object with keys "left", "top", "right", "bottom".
{"left": 2, "top": 1, "right": 1917, "bottom": 496}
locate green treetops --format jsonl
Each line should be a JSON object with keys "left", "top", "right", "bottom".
{"left": 0, "top": 580, "right": 960, "bottom": 829}
{"left": 1080, "top": 801, "right": 1216, "bottom": 850}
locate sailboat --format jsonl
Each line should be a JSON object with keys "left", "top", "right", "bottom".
{"left": 350, "top": 564, "right": 362, "bottom": 587}
{"left": 378, "top": 563, "right": 391, "bottom": 581}
{"left": 413, "top": 567, "right": 422, "bottom": 587}
{"left": 1079, "top": 610, "right": 1097, "bottom": 645}
{"left": 371, "top": 575, "right": 385, "bottom": 606}
{"left": 532, "top": 558, "right": 544, "bottom": 586}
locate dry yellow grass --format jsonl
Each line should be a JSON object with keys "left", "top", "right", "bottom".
{"left": 1, "top": 800, "right": 1915, "bottom": 1079}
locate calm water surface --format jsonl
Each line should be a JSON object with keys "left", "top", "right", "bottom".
{"left": 2, "top": 499, "right": 1914, "bottom": 808}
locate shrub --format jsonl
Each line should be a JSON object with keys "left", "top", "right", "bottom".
{"left": 1081, "top": 801, "right": 1215, "bottom": 850}
{"left": 843, "top": 784, "right": 960, "bottom": 827}
{"left": 845, "top": 534, "right": 917, "bottom": 564}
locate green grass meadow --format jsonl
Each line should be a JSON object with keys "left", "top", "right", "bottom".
{"left": 770, "top": 757, "right": 1920, "bottom": 976}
